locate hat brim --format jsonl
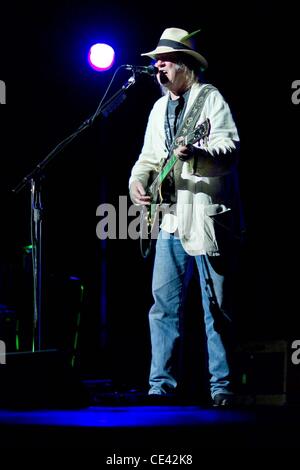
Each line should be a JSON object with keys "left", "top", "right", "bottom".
{"left": 141, "top": 46, "right": 208, "bottom": 70}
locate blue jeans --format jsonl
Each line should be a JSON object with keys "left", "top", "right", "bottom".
{"left": 148, "top": 230, "right": 236, "bottom": 399}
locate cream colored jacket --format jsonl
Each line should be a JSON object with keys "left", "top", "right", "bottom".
{"left": 129, "top": 82, "right": 243, "bottom": 256}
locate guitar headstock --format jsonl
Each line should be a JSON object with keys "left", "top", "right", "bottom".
{"left": 192, "top": 118, "right": 211, "bottom": 144}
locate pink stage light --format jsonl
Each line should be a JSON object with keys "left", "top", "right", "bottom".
{"left": 88, "top": 43, "right": 115, "bottom": 72}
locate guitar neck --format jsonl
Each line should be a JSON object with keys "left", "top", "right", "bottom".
{"left": 149, "top": 153, "right": 177, "bottom": 196}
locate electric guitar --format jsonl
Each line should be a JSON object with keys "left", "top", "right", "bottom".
{"left": 140, "top": 118, "right": 211, "bottom": 253}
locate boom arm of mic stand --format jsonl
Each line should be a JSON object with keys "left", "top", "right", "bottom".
{"left": 88, "top": 75, "right": 136, "bottom": 124}
{"left": 12, "top": 75, "right": 136, "bottom": 194}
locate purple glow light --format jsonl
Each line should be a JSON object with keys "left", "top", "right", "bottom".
{"left": 88, "top": 43, "right": 115, "bottom": 71}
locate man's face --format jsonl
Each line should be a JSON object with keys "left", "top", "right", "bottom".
{"left": 154, "top": 53, "right": 186, "bottom": 92}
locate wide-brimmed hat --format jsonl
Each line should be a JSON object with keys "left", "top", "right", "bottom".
{"left": 141, "top": 27, "right": 208, "bottom": 70}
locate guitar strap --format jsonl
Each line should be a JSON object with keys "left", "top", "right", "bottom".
{"left": 172, "top": 84, "right": 216, "bottom": 193}
{"left": 171, "top": 84, "right": 216, "bottom": 150}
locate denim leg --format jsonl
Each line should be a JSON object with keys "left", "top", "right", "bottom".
{"left": 148, "top": 230, "right": 190, "bottom": 395}
{"left": 195, "top": 255, "right": 234, "bottom": 399}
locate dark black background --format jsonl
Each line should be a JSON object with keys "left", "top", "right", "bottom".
{"left": 0, "top": 1, "right": 298, "bottom": 390}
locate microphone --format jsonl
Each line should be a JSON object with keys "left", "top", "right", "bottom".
{"left": 124, "top": 64, "right": 158, "bottom": 76}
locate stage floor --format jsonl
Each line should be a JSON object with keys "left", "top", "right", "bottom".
{"left": 0, "top": 403, "right": 299, "bottom": 450}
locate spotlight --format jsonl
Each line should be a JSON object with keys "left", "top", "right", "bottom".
{"left": 88, "top": 43, "right": 115, "bottom": 72}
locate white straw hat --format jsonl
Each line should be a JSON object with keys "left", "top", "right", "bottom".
{"left": 141, "top": 27, "right": 208, "bottom": 70}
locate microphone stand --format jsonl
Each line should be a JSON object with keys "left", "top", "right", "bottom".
{"left": 12, "top": 74, "right": 136, "bottom": 352}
